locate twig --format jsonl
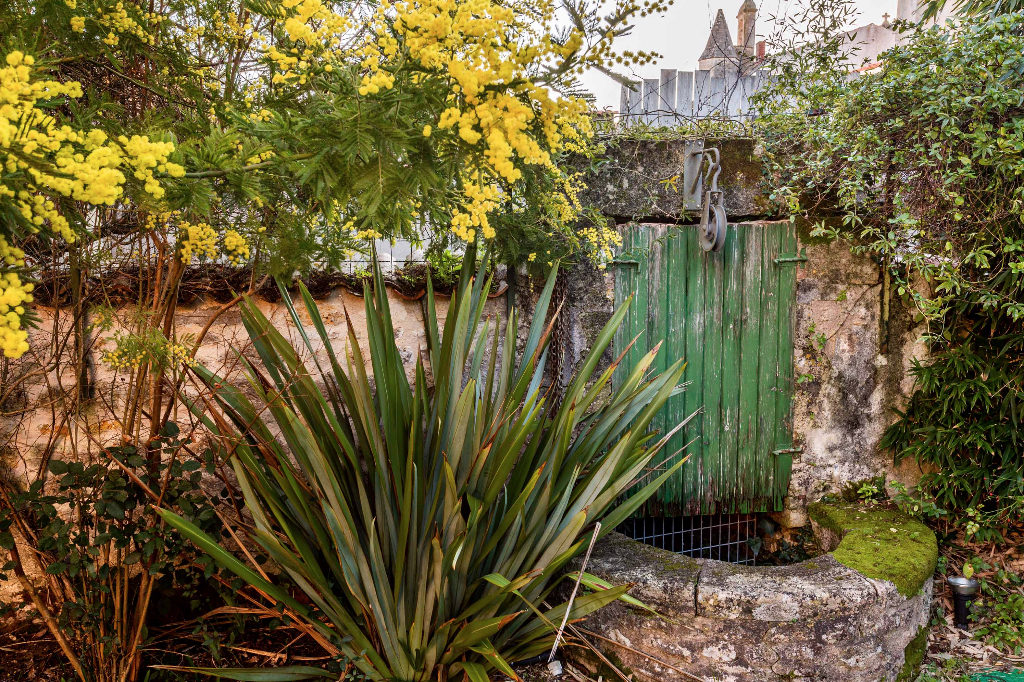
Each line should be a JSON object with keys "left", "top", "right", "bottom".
{"left": 550, "top": 522, "right": 602, "bottom": 663}
{"left": 576, "top": 627, "right": 708, "bottom": 682}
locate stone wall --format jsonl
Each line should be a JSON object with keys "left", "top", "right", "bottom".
{"left": 0, "top": 282, "right": 506, "bottom": 603}
{"left": 787, "top": 233, "right": 930, "bottom": 524}
{"left": 557, "top": 138, "right": 930, "bottom": 523}
{"left": 567, "top": 505, "right": 935, "bottom": 682}
{"left": 0, "top": 284, "right": 506, "bottom": 483}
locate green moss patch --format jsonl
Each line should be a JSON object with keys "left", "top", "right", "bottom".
{"left": 807, "top": 502, "right": 937, "bottom": 598}
{"left": 896, "top": 627, "right": 928, "bottom": 682}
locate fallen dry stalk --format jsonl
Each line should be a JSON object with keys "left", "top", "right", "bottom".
{"left": 576, "top": 626, "right": 707, "bottom": 682}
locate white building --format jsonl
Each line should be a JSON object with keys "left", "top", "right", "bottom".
{"left": 841, "top": 0, "right": 954, "bottom": 69}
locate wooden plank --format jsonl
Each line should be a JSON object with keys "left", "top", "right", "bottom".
{"left": 754, "top": 223, "right": 782, "bottom": 512}
{"left": 693, "top": 70, "right": 711, "bottom": 116}
{"left": 772, "top": 221, "right": 798, "bottom": 507}
{"left": 738, "top": 74, "right": 759, "bottom": 118}
{"left": 736, "top": 225, "right": 763, "bottom": 511}
{"left": 659, "top": 69, "right": 678, "bottom": 125}
{"left": 646, "top": 224, "right": 669, "bottom": 462}
{"left": 729, "top": 79, "right": 744, "bottom": 118}
{"left": 662, "top": 227, "right": 690, "bottom": 509}
{"left": 676, "top": 71, "right": 694, "bottom": 118}
{"left": 708, "top": 77, "right": 728, "bottom": 117}
{"left": 612, "top": 224, "right": 635, "bottom": 389}
{"left": 630, "top": 224, "right": 650, "bottom": 380}
{"left": 700, "top": 236, "right": 725, "bottom": 513}
{"left": 682, "top": 226, "right": 706, "bottom": 514}
{"left": 719, "top": 223, "right": 744, "bottom": 510}
{"left": 642, "top": 78, "right": 659, "bottom": 124}
{"left": 627, "top": 83, "right": 642, "bottom": 128}
{"left": 619, "top": 81, "right": 642, "bottom": 129}
{"left": 619, "top": 82, "right": 639, "bottom": 129}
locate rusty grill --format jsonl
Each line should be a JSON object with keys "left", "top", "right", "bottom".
{"left": 617, "top": 513, "right": 758, "bottom": 565}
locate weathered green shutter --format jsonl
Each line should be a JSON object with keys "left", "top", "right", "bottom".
{"left": 613, "top": 222, "right": 797, "bottom": 514}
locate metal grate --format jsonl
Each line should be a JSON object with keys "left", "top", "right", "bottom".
{"left": 618, "top": 513, "right": 758, "bottom": 565}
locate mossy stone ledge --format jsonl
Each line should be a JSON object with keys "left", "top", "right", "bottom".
{"left": 565, "top": 503, "right": 937, "bottom": 682}
{"left": 807, "top": 501, "right": 937, "bottom": 598}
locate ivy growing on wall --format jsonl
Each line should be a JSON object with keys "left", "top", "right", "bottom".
{"left": 754, "top": 1, "right": 1024, "bottom": 533}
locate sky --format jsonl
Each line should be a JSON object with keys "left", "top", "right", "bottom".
{"left": 579, "top": 0, "right": 900, "bottom": 109}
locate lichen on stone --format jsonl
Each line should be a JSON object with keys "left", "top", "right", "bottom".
{"left": 807, "top": 501, "right": 937, "bottom": 598}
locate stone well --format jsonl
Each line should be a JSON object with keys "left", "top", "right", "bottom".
{"left": 568, "top": 503, "right": 937, "bottom": 682}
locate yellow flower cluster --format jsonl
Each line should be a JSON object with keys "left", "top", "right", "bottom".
{"left": 0, "top": 50, "right": 187, "bottom": 360}
{"left": 96, "top": 2, "right": 156, "bottom": 46}
{"left": 451, "top": 181, "right": 500, "bottom": 242}
{"left": 71, "top": 16, "right": 86, "bottom": 32}
{"left": 1, "top": 51, "right": 184, "bottom": 240}
{"left": 102, "top": 340, "right": 196, "bottom": 371}
{"left": 144, "top": 210, "right": 179, "bottom": 231}
{"left": 122, "top": 133, "right": 182, "bottom": 197}
{"left": 268, "top": 0, "right": 645, "bottom": 245}
{"left": 281, "top": 0, "right": 351, "bottom": 46}
{"left": 102, "top": 345, "right": 147, "bottom": 370}
{"left": 223, "top": 229, "right": 250, "bottom": 265}
{"left": 246, "top": 150, "right": 274, "bottom": 164}
{"left": 358, "top": 71, "right": 395, "bottom": 95}
{"left": 210, "top": 10, "right": 254, "bottom": 45}
{"left": 0, "top": 236, "right": 32, "bottom": 358}
{"left": 178, "top": 221, "right": 218, "bottom": 263}
{"left": 383, "top": 0, "right": 593, "bottom": 241}
{"left": 166, "top": 342, "right": 198, "bottom": 368}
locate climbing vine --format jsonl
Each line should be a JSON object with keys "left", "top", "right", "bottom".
{"left": 754, "top": 0, "right": 1024, "bottom": 533}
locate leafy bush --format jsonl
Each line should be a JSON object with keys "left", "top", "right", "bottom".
{"left": 756, "top": 0, "right": 1024, "bottom": 529}
{"left": 0, "top": 426, "right": 226, "bottom": 682}
{"left": 160, "top": 255, "right": 692, "bottom": 681}
{"left": 964, "top": 557, "right": 1024, "bottom": 654}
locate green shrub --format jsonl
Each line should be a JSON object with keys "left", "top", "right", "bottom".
{"left": 756, "top": 0, "right": 1024, "bottom": 532}
{"left": 0, "top": 426, "right": 226, "bottom": 682}
{"left": 159, "top": 254, "right": 692, "bottom": 681}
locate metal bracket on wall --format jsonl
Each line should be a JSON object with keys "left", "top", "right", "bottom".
{"left": 771, "top": 447, "right": 803, "bottom": 456}
{"left": 610, "top": 259, "right": 640, "bottom": 267}
{"left": 682, "top": 139, "right": 706, "bottom": 211}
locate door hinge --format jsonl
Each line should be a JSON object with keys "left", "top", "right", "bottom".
{"left": 610, "top": 259, "right": 639, "bottom": 267}
{"left": 774, "top": 248, "right": 807, "bottom": 267}
{"left": 772, "top": 447, "right": 803, "bottom": 455}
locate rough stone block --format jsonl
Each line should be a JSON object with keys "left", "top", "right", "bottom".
{"left": 577, "top": 530, "right": 700, "bottom": 618}
{"left": 578, "top": 138, "right": 770, "bottom": 221}
{"left": 566, "top": 518, "right": 934, "bottom": 682}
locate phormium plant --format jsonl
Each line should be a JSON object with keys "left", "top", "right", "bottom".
{"left": 159, "top": 252, "right": 695, "bottom": 681}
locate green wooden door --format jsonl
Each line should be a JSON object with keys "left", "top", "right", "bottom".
{"left": 613, "top": 222, "right": 797, "bottom": 515}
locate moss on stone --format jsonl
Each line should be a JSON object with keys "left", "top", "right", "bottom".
{"left": 895, "top": 627, "right": 928, "bottom": 682}
{"left": 807, "top": 502, "right": 937, "bottom": 598}
{"left": 596, "top": 649, "right": 636, "bottom": 680}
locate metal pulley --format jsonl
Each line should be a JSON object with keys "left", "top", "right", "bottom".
{"left": 687, "top": 144, "right": 728, "bottom": 252}
{"left": 700, "top": 189, "right": 727, "bottom": 252}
